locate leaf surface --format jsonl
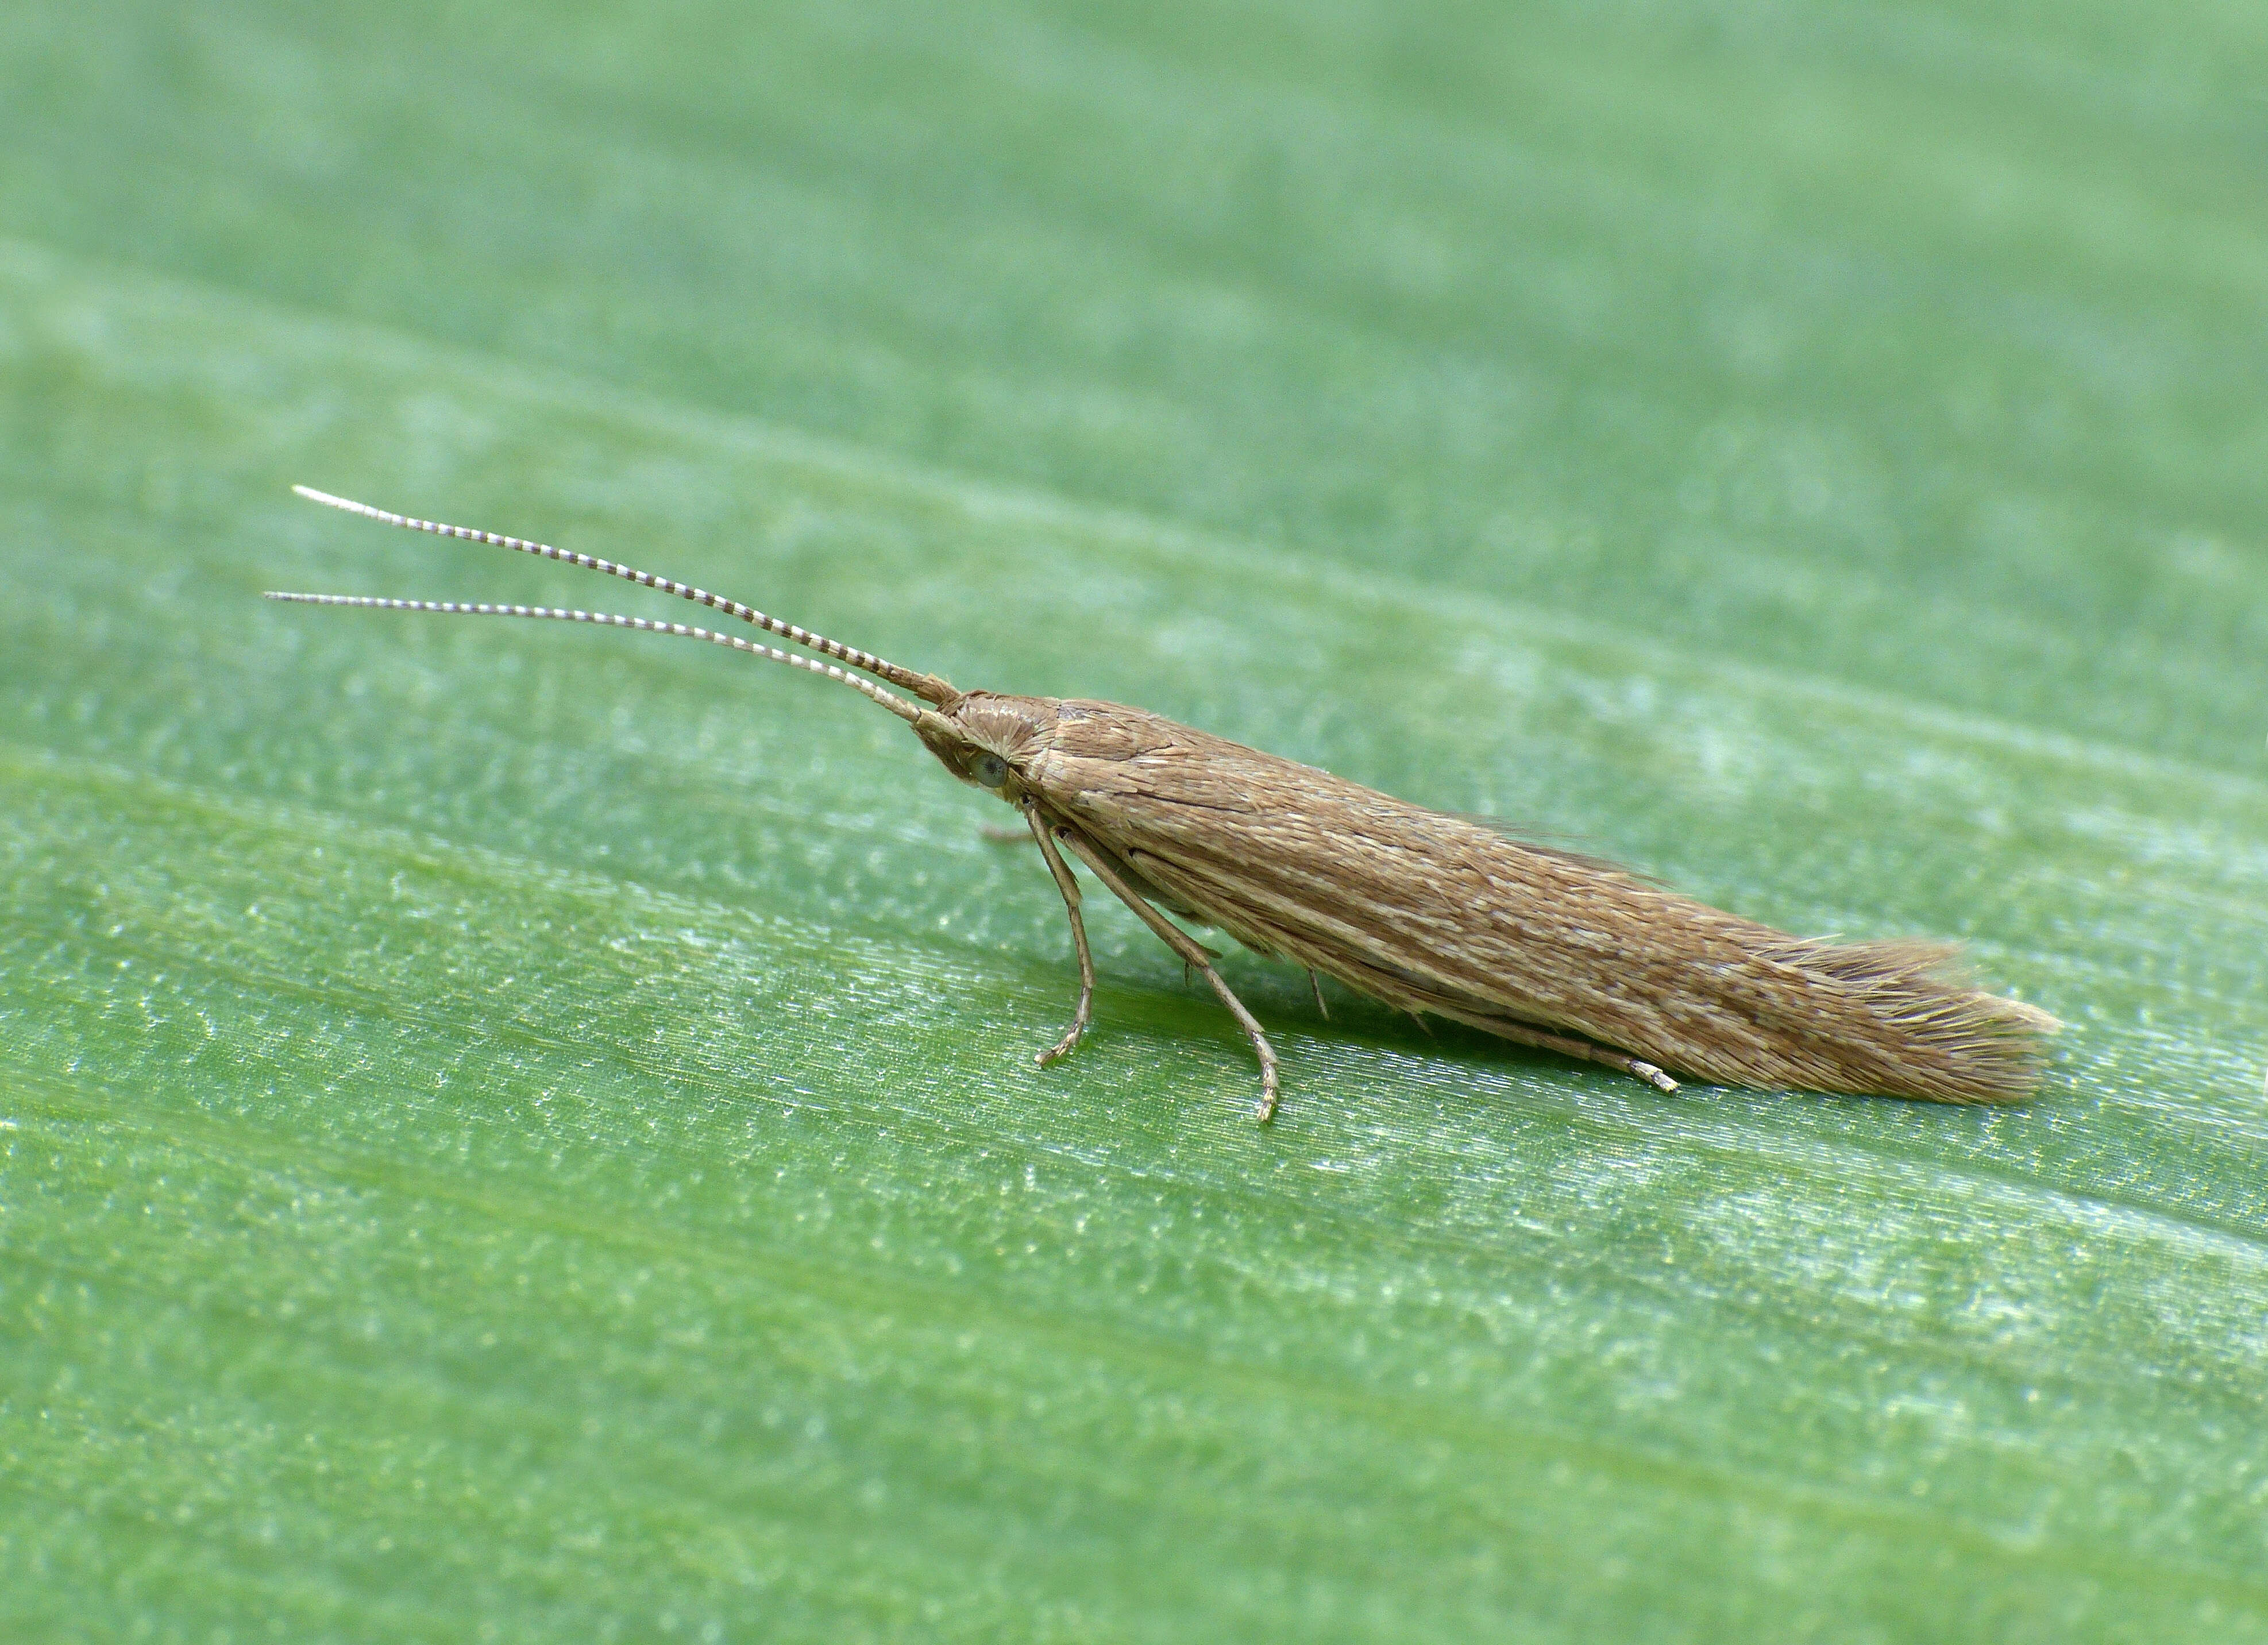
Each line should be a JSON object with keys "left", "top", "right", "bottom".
{"left": 3, "top": 4, "right": 2264, "bottom": 1640}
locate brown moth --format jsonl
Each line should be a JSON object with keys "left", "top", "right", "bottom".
{"left": 273, "top": 486, "right": 2060, "bottom": 1121}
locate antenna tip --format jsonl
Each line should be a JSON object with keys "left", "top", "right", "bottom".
{"left": 292, "top": 483, "right": 358, "bottom": 511}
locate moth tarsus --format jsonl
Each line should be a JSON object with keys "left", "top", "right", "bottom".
{"left": 274, "top": 485, "right": 2061, "bottom": 1121}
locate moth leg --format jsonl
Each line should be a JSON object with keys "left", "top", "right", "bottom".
{"left": 1307, "top": 970, "right": 1329, "bottom": 1020}
{"left": 1021, "top": 800, "right": 1094, "bottom": 1066}
{"left": 1478, "top": 1019, "right": 1680, "bottom": 1094}
{"left": 1055, "top": 828, "right": 1282, "bottom": 1123}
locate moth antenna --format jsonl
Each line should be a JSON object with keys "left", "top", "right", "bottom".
{"left": 289, "top": 485, "right": 959, "bottom": 708}
{"left": 261, "top": 593, "right": 925, "bottom": 724}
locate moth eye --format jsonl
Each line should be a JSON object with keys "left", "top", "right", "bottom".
{"left": 972, "top": 752, "right": 1009, "bottom": 788}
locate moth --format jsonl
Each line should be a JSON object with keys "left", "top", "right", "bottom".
{"left": 273, "top": 486, "right": 2059, "bottom": 1121}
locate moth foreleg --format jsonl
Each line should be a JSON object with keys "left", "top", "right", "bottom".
{"left": 1022, "top": 800, "right": 1094, "bottom": 1067}
{"left": 1055, "top": 828, "right": 1282, "bottom": 1123}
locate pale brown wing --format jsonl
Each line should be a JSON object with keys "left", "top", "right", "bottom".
{"left": 1031, "top": 700, "right": 2056, "bottom": 1103}
{"left": 1451, "top": 814, "right": 1667, "bottom": 885}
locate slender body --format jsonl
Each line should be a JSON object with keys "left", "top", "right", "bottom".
{"left": 273, "top": 488, "right": 2059, "bottom": 1120}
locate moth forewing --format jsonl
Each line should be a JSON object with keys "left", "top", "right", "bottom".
{"left": 275, "top": 487, "right": 2059, "bottom": 1121}
{"left": 1020, "top": 700, "right": 2053, "bottom": 1105}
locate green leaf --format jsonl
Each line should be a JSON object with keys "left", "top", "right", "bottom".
{"left": 3, "top": 3, "right": 2263, "bottom": 1639}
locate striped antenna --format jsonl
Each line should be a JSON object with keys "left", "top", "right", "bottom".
{"left": 261, "top": 593, "right": 925, "bottom": 723}
{"left": 287, "top": 485, "right": 959, "bottom": 708}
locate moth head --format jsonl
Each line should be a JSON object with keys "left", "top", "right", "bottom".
{"left": 912, "top": 691, "right": 1058, "bottom": 802}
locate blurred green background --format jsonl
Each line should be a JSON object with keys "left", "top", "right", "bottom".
{"left": 3, "top": 1, "right": 2264, "bottom": 1639}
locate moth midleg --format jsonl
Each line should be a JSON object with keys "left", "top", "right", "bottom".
{"left": 1055, "top": 828, "right": 1282, "bottom": 1123}
{"left": 1307, "top": 970, "right": 1329, "bottom": 1020}
{"left": 1021, "top": 799, "right": 1095, "bottom": 1067}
